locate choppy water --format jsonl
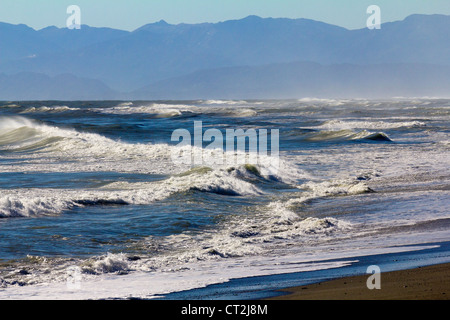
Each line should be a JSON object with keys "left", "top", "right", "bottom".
{"left": 0, "top": 98, "right": 449, "bottom": 298}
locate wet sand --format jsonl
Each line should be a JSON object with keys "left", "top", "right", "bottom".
{"left": 267, "top": 263, "right": 450, "bottom": 300}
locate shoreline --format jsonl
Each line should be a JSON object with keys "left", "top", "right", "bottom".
{"left": 1, "top": 241, "right": 448, "bottom": 300}
{"left": 158, "top": 241, "right": 450, "bottom": 300}
{"left": 266, "top": 262, "right": 450, "bottom": 300}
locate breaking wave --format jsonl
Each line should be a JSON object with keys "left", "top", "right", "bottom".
{"left": 302, "top": 129, "right": 392, "bottom": 142}
{"left": 314, "top": 119, "right": 426, "bottom": 130}
{"left": 20, "top": 106, "right": 81, "bottom": 114}
{"left": 294, "top": 118, "right": 431, "bottom": 142}
{"left": 97, "top": 103, "right": 198, "bottom": 118}
{"left": 0, "top": 116, "right": 181, "bottom": 161}
{"left": 0, "top": 164, "right": 266, "bottom": 218}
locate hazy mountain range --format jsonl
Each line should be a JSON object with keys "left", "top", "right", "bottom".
{"left": 0, "top": 14, "right": 449, "bottom": 100}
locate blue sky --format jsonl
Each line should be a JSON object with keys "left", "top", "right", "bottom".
{"left": 0, "top": 0, "right": 449, "bottom": 30}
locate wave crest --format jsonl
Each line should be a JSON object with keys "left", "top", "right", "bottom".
{"left": 304, "top": 129, "right": 392, "bottom": 142}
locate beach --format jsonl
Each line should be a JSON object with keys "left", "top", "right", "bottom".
{"left": 268, "top": 262, "right": 450, "bottom": 300}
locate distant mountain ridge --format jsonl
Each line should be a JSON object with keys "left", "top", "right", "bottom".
{"left": 0, "top": 14, "right": 449, "bottom": 100}
{"left": 0, "top": 72, "right": 118, "bottom": 100}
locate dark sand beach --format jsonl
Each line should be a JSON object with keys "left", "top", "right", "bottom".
{"left": 267, "top": 262, "right": 450, "bottom": 300}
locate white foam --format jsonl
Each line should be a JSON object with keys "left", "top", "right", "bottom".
{"left": 312, "top": 119, "right": 426, "bottom": 131}
{"left": 0, "top": 194, "right": 75, "bottom": 218}
{"left": 82, "top": 253, "right": 131, "bottom": 275}
{"left": 1, "top": 240, "right": 442, "bottom": 300}
{"left": 96, "top": 101, "right": 261, "bottom": 118}
{"left": 0, "top": 257, "right": 357, "bottom": 300}
{"left": 20, "top": 106, "right": 80, "bottom": 114}
{"left": 97, "top": 103, "right": 199, "bottom": 117}
{"left": 297, "top": 179, "right": 373, "bottom": 198}
{"left": 223, "top": 108, "right": 257, "bottom": 117}
{"left": 0, "top": 116, "right": 35, "bottom": 132}
{"left": 203, "top": 100, "right": 247, "bottom": 105}
{"left": 297, "top": 98, "right": 347, "bottom": 105}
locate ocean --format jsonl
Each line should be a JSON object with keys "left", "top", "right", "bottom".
{"left": 0, "top": 98, "right": 449, "bottom": 299}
